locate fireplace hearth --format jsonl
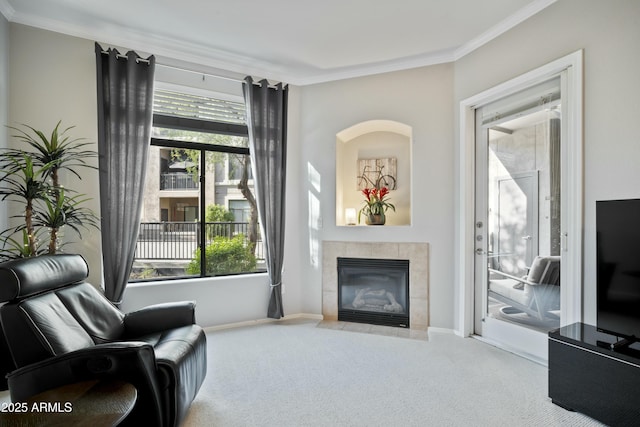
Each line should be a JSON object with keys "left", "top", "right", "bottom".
{"left": 337, "top": 257, "right": 410, "bottom": 328}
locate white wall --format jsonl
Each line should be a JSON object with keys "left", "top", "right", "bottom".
{"left": 121, "top": 273, "right": 271, "bottom": 326}
{"left": 297, "top": 64, "right": 455, "bottom": 328}
{"left": 454, "top": 0, "right": 640, "bottom": 328}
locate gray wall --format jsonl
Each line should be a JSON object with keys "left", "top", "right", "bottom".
{"left": 8, "top": 24, "right": 102, "bottom": 285}
{"left": 454, "top": 0, "right": 640, "bottom": 328}
{"left": 0, "top": 14, "right": 8, "bottom": 234}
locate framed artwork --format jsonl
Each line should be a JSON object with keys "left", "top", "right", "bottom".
{"left": 356, "top": 157, "right": 397, "bottom": 190}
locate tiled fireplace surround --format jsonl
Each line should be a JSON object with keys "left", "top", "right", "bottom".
{"left": 322, "top": 241, "right": 429, "bottom": 330}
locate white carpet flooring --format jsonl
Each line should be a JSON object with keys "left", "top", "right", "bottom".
{"left": 182, "top": 318, "right": 604, "bottom": 427}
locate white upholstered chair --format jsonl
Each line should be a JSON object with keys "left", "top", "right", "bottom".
{"left": 488, "top": 255, "right": 561, "bottom": 320}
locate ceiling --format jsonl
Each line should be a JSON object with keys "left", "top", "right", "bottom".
{"left": 0, "top": 0, "right": 556, "bottom": 85}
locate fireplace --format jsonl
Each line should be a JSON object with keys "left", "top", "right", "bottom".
{"left": 337, "top": 257, "right": 410, "bottom": 328}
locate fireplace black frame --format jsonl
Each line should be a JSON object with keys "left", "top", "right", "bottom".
{"left": 337, "top": 257, "right": 410, "bottom": 328}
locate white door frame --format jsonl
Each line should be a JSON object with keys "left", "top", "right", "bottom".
{"left": 457, "top": 50, "right": 583, "bottom": 338}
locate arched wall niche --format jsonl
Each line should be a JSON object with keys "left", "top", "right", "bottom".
{"left": 336, "top": 120, "right": 412, "bottom": 226}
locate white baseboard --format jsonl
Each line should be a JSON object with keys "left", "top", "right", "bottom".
{"left": 472, "top": 334, "right": 548, "bottom": 367}
{"left": 427, "top": 326, "right": 456, "bottom": 335}
{"left": 285, "top": 313, "right": 324, "bottom": 321}
{"left": 203, "top": 313, "right": 323, "bottom": 332}
{"left": 204, "top": 315, "right": 455, "bottom": 339}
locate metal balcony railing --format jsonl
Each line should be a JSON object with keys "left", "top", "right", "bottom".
{"left": 135, "top": 221, "right": 264, "bottom": 261}
{"left": 160, "top": 173, "right": 199, "bottom": 190}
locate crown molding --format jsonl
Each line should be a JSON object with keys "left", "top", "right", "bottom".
{"left": 454, "top": 0, "right": 557, "bottom": 60}
{"left": 300, "top": 0, "right": 558, "bottom": 86}
{"left": 295, "top": 49, "right": 457, "bottom": 86}
{"left": 6, "top": 0, "right": 557, "bottom": 86}
{"left": 8, "top": 8, "right": 287, "bottom": 81}
{"left": 0, "top": 0, "right": 14, "bottom": 21}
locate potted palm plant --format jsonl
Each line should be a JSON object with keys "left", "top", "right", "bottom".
{"left": 0, "top": 121, "right": 98, "bottom": 260}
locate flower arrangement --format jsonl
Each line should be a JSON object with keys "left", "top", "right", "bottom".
{"left": 358, "top": 187, "right": 395, "bottom": 225}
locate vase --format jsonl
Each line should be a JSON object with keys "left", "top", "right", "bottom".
{"left": 365, "top": 213, "right": 386, "bottom": 225}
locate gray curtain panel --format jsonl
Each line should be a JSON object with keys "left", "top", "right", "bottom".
{"left": 243, "top": 77, "right": 288, "bottom": 319}
{"left": 95, "top": 43, "right": 155, "bottom": 305}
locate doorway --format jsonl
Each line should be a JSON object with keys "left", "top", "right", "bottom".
{"left": 494, "top": 171, "right": 540, "bottom": 273}
{"left": 458, "top": 51, "right": 583, "bottom": 362}
{"left": 475, "top": 80, "right": 562, "bottom": 357}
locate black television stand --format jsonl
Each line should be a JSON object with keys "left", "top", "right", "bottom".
{"left": 597, "top": 334, "right": 638, "bottom": 352}
{"left": 549, "top": 323, "right": 640, "bottom": 426}
{"left": 611, "top": 335, "right": 638, "bottom": 351}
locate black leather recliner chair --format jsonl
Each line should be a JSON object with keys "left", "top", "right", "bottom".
{"left": 0, "top": 254, "right": 207, "bottom": 427}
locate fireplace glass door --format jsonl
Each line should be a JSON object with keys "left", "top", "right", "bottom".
{"left": 337, "top": 258, "right": 409, "bottom": 328}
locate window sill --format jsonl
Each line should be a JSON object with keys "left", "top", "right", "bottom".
{"left": 337, "top": 224, "right": 412, "bottom": 228}
{"left": 127, "top": 271, "right": 269, "bottom": 288}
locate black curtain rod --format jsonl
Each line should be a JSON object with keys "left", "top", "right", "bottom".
{"left": 99, "top": 49, "right": 151, "bottom": 64}
{"left": 98, "top": 49, "right": 286, "bottom": 85}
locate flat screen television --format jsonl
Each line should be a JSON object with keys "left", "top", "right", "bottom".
{"left": 596, "top": 198, "right": 640, "bottom": 341}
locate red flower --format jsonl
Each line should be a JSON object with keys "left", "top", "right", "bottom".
{"left": 358, "top": 186, "right": 395, "bottom": 224}
{"left": 362, "top": 188, "right": 371, "bottom": 200}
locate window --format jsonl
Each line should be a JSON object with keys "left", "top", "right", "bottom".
{"left": 130, "top": 89, "right": 265, "bottom": 281}
{"left": 229, "top": 200, "right": 251, "bottom": 223}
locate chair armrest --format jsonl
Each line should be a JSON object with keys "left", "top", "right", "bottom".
{"left": 124, "top": 301, "right": 196, "bottom": 337}
{"left": 7, "top": 342, "right": 163, "bottom": 426}
{"left": 488, "top": 268, "right": 538, "bottom": 286}
{"left": 8, "top": 342, "right": 157, "bottom": 400}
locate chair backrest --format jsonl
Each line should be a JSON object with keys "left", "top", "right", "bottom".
{"left": 526, "top": 255, "right": 561, "bottom": 286}
{"left": 0, "top": 255, "right": 125, "bottom": 368}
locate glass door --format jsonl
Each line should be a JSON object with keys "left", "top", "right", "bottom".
{"left": 474, "top": 77, "right": 562, "bottom": 360}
